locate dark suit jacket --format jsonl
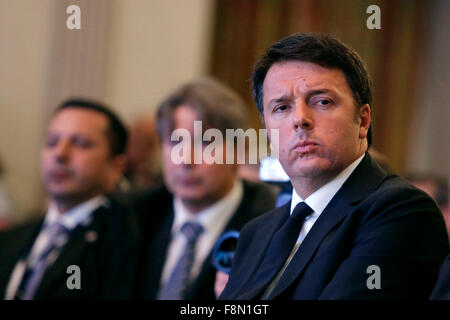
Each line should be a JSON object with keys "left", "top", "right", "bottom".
{"left": 430, "top": 254, "right": 450, "bottom": 299}
{"left": 134, "top": 180, "right": 277, "bottom": 300}
{"left": 220, "top": 153, "right": 450, "bottom": 300}
{"left": 0, "top": 197, "right": 139, "bottom": 300}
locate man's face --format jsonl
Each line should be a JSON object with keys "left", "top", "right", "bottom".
{"left": 41, "top": 108, "right": 123, "bottom": 203}
{"left": 161, "top": 105, "right": 236, "bottom": 210}
{"left": 263, "top": 61, "right": 370, "bottom": 190}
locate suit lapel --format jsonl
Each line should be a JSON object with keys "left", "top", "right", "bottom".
{"left": 16, "top": 220, "right": 45, "bottom": 263}
{"left": 268, "top": 152, "right": 388, "bottom": 299}
{"left": 235, "top": 205, "right": 290, "bottom": 299}
{"left": 268, "top": 196, "right": 351, "bottom": 299}
{"left": 0, "top": 220, "right": 43, "bottom": 299}
{"left": 143, "top": 205, "right": 174, "bottom": 299}
{"left": 184, "top": 183, "right": 249, "bottom": 299}
{"left": 33, "top": 207, "right": 107, "bottom": 299}
{"left": 186, "top": 181, "right": 261, "bottom": 298}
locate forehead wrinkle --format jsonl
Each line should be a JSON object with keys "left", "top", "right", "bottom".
{"left": 292, "top": 72, "right": 344, "bottom": 95}
{"left": 267, "top": 61, "right": 350, "bottom": 98}
{"left": 264, "top": 78, "right": 295, "bottom": 106}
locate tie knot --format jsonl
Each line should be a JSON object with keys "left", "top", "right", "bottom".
{"left": 290, "top": 202, "right": 313, "bottom": 221}
{"left": 46, "top": 221, "right": 68, "bottom": 235}
{"left": 180, "top": 221, "right": 204, "bottom": 243}
{"left": 46, "top": 222, "right": 70, "bottom": 246}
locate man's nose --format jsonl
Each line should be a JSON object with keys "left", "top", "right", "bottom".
{"left": 293, "top": 101, "right": 314, "bottom": 131}
{"left": 54, "top": 140, "right": 71, "bottom": 162}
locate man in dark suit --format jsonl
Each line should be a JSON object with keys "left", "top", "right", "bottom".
{"left": 219, "top": 33, "right": 450, "bottom": 300}
{"left": 134, "top": 78, "right": 277, "bottom": 300}
{"left": 0, "top": 99, "right": 139, "bottom": 299}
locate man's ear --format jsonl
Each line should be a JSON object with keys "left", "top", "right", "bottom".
{"left": 112, "top": 154, "right": 127, "bottom": 172}
{"left": 106, "top": 154, "right": 127, "bottom": 191}
{"left": 359, "top": 104, "right": 371, "bottom": 139}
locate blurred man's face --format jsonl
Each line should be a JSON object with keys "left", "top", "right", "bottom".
{"left": 263, "top": 61, "right": 370, "bottom": 196}
{"left": 161, "top": 105, "right": 236, "bottom": 212}
{"left": 41, "top": 108, "right": 123, "bottom": 206}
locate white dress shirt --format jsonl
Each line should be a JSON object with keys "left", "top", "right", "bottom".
{"left": 264, "top": 154, "right": 364, "bottom": 297}
{"left": 5, "top": 195, "right": 108, "bottom": 300}
{"left": 159, "top": 179, "right": 244, "bottom": 289}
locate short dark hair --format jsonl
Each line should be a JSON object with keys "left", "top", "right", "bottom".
{"left": 252, "top": 33, "right": 373, "bottom": 146}
{"left": 156, "top": 77, "right": 249, "bottom": 139}
{"left": 54, "top": 98, "right": 128, "bottom": 156}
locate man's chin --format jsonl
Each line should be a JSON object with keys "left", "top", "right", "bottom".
{"left": 288, "top": 158, "right": 333, "bottom": 178}
{"left": 178, "top": 191, "right": 206, "bottom": 203}
{"left": 48, "top": 189, "right": 94, "bottom": 203}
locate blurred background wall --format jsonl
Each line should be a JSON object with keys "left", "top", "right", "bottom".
{"left": 0, "top": 0, "right": 215, "bottom": 221}
{"left": 0, "top": 0, "right": 448, "bottom": 222}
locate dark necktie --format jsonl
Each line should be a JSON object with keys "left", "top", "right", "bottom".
{"left": 254, "top": 202, "right": 313, "bottom": 294}
{"left": 158, "top": 221, "right": 204, "bottom": 300}
{"left": 17, "top": 222, "right": 69, "bottom": 300}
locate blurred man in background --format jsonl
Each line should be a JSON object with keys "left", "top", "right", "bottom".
{"left": 123, "top": 116, "right": 162, "bottom": 193}
{"left": 134, "top": 78, "right": 276, "bottom": 300}
{"left": 406, "top": 174, "right": 449, "bottom": 238}
{"left": 0, "top": 99, "right": 139, "bottom": 299}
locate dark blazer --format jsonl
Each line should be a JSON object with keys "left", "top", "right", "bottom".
{"left": 430, "top": 254, "right": 450, "bottom": 299}
{"left": 220, "top": 153, "right": 450, "bottom": 300}
{"left": 0, "top": 198, "right": 139, "bottom": 300}
{"left": 134, "top": 180, "right": 277, "bottom": 300}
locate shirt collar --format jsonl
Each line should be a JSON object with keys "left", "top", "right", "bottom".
{"left": 290, "top": 154, "right": 365, "bottom": 215}
{"left": 44, "top": 195, "right": 109, "bottom": 231}
{"left": 172, "top": 179, "right": 244, "bottom": 236}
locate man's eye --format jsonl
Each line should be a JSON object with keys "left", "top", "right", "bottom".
{"left": 45, "top": 136, "right": 58, "bottom": 148}
{"left": 274, "top": 105, "right": 289, "bottom": 112}
{"left": 316, "top": 99, "right": 332, "bottom": 106}
{"left": 72, "top": 137, "right": 92, "bottom": 148}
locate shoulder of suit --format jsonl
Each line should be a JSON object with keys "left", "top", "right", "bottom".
{"left": 0, "top": 216, "right": 43, "bottom": 255}
{"left": 241, "top": 179, "right": 278, "bottom": 211}
{"left": 241, "top": 203, "right": 286, "bottom": 232}
{"left": 368, "top": 174, "right": 439, "bottom": 207}
{"left": 134, "top": 185, "right": 172, "bottom": 210}
{"left": 353, "top": 174, "right": 444, "bottom": 231}
{"left": 90, "top": 196, "right": 140, "bottom": 243}
{"left": 125, "top": 185, "right": 174, "bottom": 234}
{"left": 242, "top": 179, "right": 278, "bottom": 196}
{"left": 0, "top": 216, "right": 43, "bottom": 239}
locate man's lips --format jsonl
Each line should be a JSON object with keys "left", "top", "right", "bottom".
{"left": 291, "top": 140, "right": 320, "bottom": 154}
{"left": 48, "top": 170, "right": 72, "bottom": 181}
{"left": 177, "top": 176, "right": 201, "bottom": 185}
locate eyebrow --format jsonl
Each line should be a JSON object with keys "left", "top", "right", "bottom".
{"left": 268, "top": 95, "right": 292, "bottom": 106}
{"left": 268, "top": 89, "right": 335, "bottom": 105}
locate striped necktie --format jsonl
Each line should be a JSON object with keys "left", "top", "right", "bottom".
{"left": 256, "top": 202, "right": 313, "bottom": 298}
{"left": 158, "top": 221, "right": 204, "bottom": 300}
{"left": 16, "top": 222, "right": 69, "bottom": 300}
